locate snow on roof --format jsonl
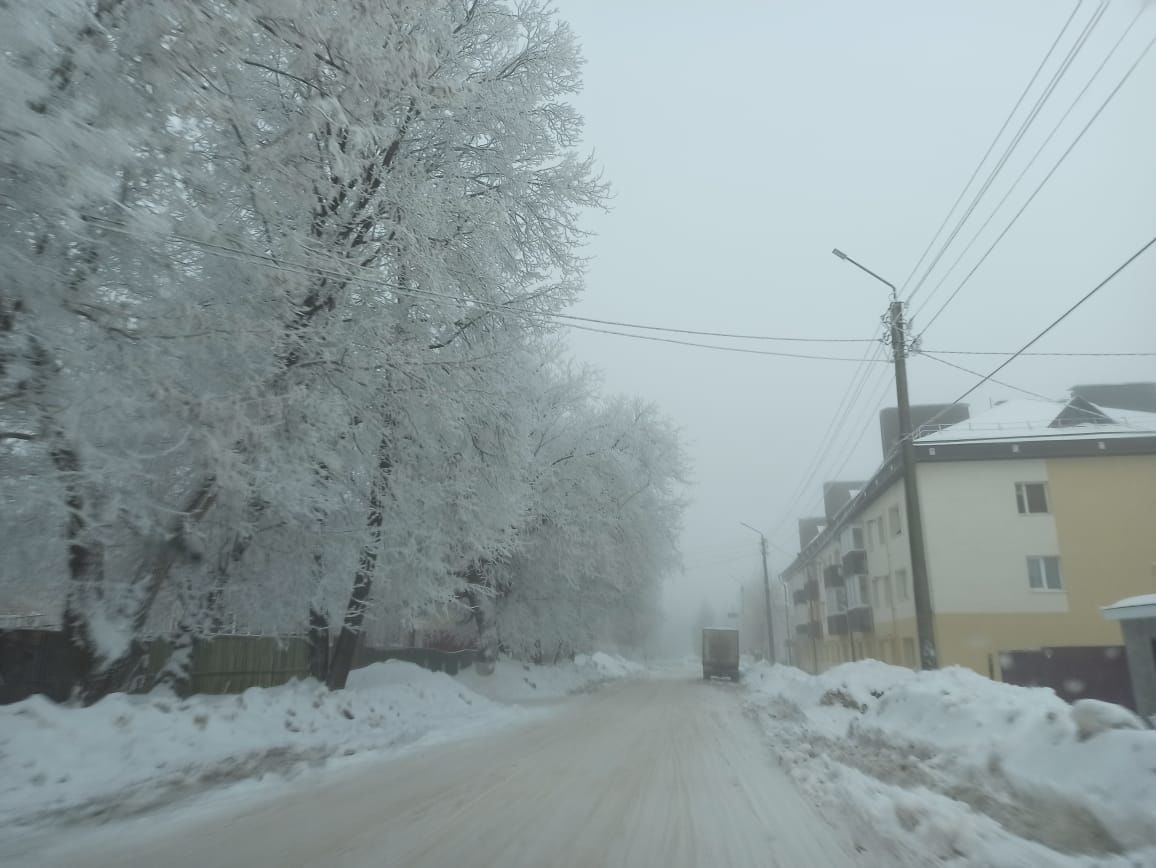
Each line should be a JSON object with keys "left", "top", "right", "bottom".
{"left": 915, "top": 397, "right": 1156, "bottom": 445}
{"left": 1102, "top": 594, "right": 1156, "bottom": 621}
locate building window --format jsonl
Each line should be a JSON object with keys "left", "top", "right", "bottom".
{"left": 852, "top": 526, "right": 864, "bottom": 550}
{"left": 869, "top": 577, "right": 887, "bottom": 610}
{"left": 1015, "top": 482, "right": 1049, "bottom": 514}
{"left": 875, "top": 519, "right": 885, "bottom": 545}
{"left": 1027, "top": 556, "right": 1062, "bottom": 590}
{"left": 888, "top": 505, "right": 902, "bottom": 536}
{"left": 894, "top": 568, "right": 909, "bottom": 601}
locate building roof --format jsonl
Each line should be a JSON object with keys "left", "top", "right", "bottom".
{"left": 916, "top": 398, "right": 1156, "bottom": 445}
{"left": 1102, "top": 594, "right": 1156, "bottom": 621}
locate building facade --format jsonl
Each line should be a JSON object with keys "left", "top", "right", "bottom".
{"left": 782, "top": 394, "right": 1156, "bottom": 691}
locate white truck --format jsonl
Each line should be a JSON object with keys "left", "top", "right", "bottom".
{"left": 701, "top": 627, "right": 740, "bottom": 681}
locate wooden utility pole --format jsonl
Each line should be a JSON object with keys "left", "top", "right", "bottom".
{"left": 832, "top": 248, "right": 937, "bottom": 670}
{"left": 758, "top": 534, "right": 776, "bottom": 664}
{"left": 888, "top": 298, "right": 938, "bottom": 670}
{"left": 740, "top": 521, "right": 777, "bottom": 664}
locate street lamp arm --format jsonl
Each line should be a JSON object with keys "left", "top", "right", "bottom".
{"left": 831, "top": 248, "right": 897, "bottom": 297}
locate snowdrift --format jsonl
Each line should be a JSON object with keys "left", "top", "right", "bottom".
{"left": 745, "top": 661, "right": 1156, "bottom": 866}
{"left": 456, "top": 652, "right": 644, "bottom": 702}
{"left": 0, "top": 661, "right": 515, "bottom": 830}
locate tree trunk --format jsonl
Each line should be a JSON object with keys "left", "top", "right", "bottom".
{"left": 325, "top": 441, "right": 387, "bottom": 690}
{"left": 80, "top": 479, "right": 217, "bottom": 704}
{"left": 153, "top": 628, "right": 195, "bottom": 698}
{"left": 51, "top": 442, "right": 105, "bottom": 701}
{"left": 308, "top": 606, "right": 330, "bottom": 682}
{"left": 325, "top": 560, "right": 374, "bottom": 690}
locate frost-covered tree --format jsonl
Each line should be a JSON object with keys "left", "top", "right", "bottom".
{"left": 0, "top": 0, "right": 682, "bottom": 699}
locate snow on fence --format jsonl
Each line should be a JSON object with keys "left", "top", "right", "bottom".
{"left": 354, "top": 645, "right": 481, "bottom": 677}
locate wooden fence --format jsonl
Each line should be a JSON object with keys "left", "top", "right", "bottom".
{"left": 1, "top": 630, "right": 310, "bottom": 704}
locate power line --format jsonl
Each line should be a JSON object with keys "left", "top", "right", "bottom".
{"left": 80, "top": 215, "right": 874, "bottom": 347}
{"left": 770, "top": 365, "right": 896, "bottom": 556}
{"left": 553, "top": 315, "right": 873, "bottom": 344}
{"left": 914, "top": 8, "right": 1154, "bottom": 335}
{"left": 565, "top": 323, "right": 886, "bottom": 362}
{"left": 897, "top": 2, "right": 1082, "bottom": 297}
{"left": 906, "top": 233, "right": 1156, "bottom": 440}
{"left": 903, "top": 1, "right": 1101, "bottom": 303}
{"left": 77, "top": 216, "right": 1156, "bottom": 370}
{"left": 920, "top": 353, "right": 1056, "bottom": 401}
{"left": 765, "top": 332, "right": 888, "bottom": 540}
{"left": 923, "top": 349, "right": 1156, "bottom": 358}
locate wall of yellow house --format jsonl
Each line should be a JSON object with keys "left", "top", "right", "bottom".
{"left": 928, "top": 453, "right": 1156, "bottom": 679}
{"left": 1047, "top": 454, "right": 1156, "bottom": 623}
{"left": 932, "top": 612, "right": 1128, "bottom": 679}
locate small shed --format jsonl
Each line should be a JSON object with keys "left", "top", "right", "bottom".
{"left": 1102, "top": 594, "right": 1156, "bottom": 723}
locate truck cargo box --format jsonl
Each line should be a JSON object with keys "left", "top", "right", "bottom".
{"left": 702, "top": 628, "right": 740, "bottom": 681}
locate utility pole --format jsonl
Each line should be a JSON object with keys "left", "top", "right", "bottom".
{"left": 740, "top": 522, "right": 776, "bottom": 664}
{"left": 833, "top": 249, "right": 938, "bottom": 670}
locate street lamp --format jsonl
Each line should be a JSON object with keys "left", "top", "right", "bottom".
{"left": 831, "top": 247, "right": 937, "bottom": 670}
{"left": 739, "top": 522, "right": 776, "bottom": 663}
{"left": 831, "top": 248, "right": 897, "bottom": 298}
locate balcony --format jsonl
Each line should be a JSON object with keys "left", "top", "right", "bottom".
{"left": 848, "top": 606, "right": 874, "bottom": 633}
{"left": 822, "top": 563, "right": 843, "bottom": 589}
{"left": 842, "top": 548, "right": 867, "bottom": 577}
{"left": 795, "top": 621, "right": 821, "bottom": 640}
{"left": 792, "top": 588, "right": 807, "bottom": 606}
{"left": 827, "top": 613, "right": 849, "bottom": 636}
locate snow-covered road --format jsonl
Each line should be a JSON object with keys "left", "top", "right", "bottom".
{"left": 21, "top": 676, "right": 862, "bottom": 867}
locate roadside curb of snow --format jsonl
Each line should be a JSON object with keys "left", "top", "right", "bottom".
{"left": 0, "top": 661, "right": 523, "bottom": 836}
{"left": 742, "top": 662, "right": 1156, "bottom": 867}
{"left": 456, "top": 652, "right": 646, "bottom": 703}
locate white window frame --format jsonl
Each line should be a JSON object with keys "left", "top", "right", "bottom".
{"left": 1015, "top": 482, "right": 1049, "bottom": 515}
{"left": 1027, "top": 555, "right": 1063, "bottom": 591}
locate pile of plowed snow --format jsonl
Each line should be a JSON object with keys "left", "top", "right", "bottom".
{"left": 745, "top": 661, "right": 1156, "bottom": 867}
{"left": 456, "top": 652, "right": 644, "bottom": 702}
{"left": 0, "top": 661, "right": 515, "bottom": 829}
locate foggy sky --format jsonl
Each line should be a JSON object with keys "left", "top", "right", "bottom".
{"left": 553, "top": 0, "right": 1156, "bottom": 630}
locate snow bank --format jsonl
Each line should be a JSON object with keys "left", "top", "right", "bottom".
{"left": 456, "top": 652, "right": 643, "bottom": 702}
{"left": 745, "top": 661, "right": 1156, "bottom": 866}
{"left": 0, "top": 661, "right": 516, "bottom": 830}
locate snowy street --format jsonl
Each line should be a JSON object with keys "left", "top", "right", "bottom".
{"left": 16, "top": 675, "right": 861, "bottom": 868}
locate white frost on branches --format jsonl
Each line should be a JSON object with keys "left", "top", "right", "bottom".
{"left": 0, "top": 0, "right": 687, "bottom": 693}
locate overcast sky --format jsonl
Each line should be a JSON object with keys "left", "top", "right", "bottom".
{"left": 551, "top": 0, "right": 1156, "bottom": 631}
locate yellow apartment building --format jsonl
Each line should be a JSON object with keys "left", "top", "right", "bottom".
{"left": 782, "top": 392, "right": 1156, "bottom": 701}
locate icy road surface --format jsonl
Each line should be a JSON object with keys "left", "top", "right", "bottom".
{"left": 25, "top": 676, "right": 861, "bottom": 868}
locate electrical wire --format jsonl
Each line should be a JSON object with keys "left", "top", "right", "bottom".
{"left": 80, "top": 215, "right": 874, "bottom": 347}
{"left": 769, "top": 365, "right": 896, "bottom": 557}
{"left": 920, "top": 353, "right": 1057, "bottom": 401}
{"left": 923, "top": 349, "right": 1156, "bottom": 358}
{"left": 913, "top": 7, "right": 1154, "bottom": 334}
{"left": 564, "top": 323, "right": 887, "bottom": 362}
{"left": 903, "top": 233, "right": 1156, "bottom": 441}
{"left": 765, "top": 332, "right": 889, "bottom": 540}
{"left": 903, "top": 0, "right": 1103, "bottom": 303}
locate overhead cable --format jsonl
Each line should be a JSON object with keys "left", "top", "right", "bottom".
{"left": 914, "top": 7, "right": 1154, "bottom": 335}
{"left": 903, "top": 0, "right": 1103, "bottom": 303}
{"left": 904, "top": 233, "right": 1156, "bottom": 441}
